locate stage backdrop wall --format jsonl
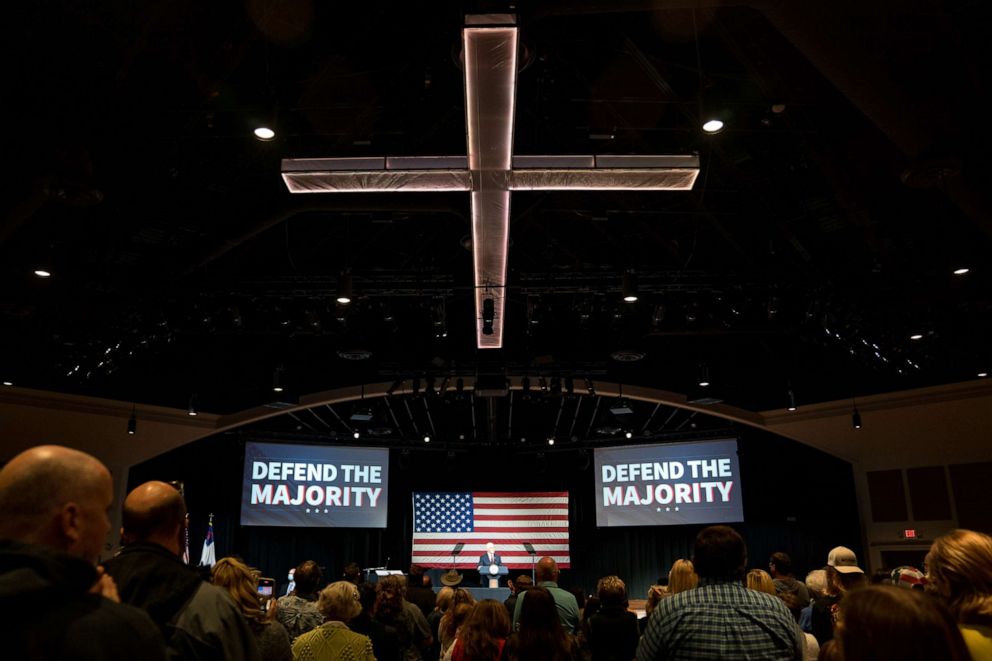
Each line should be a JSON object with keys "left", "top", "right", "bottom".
{"left": 128, "top": 426, "right": 860, "bottom": 598}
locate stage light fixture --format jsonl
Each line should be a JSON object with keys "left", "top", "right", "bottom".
{"left": 787, "top": 389, "right": 797, "bottom": 411}
{"left": 852, "top": 405, "right": 862, "bottom": 430}
{"left": 953, "top": 268, "right": 970, "bottom": 275}
{"left": 482, "top": 297, "right": 495, "bottom": 336}
{"left": 2, "top": 381, "right": 12, "bottom": 387}
{"left": 978, "top": 372, "right": 988, "bottom": 378}
{"left": 336, "top": 272, "right": 353, "bottom": 305}
{"left": 910, "top": 333, "right": 923, "bottom": 341}
{"left": 698, "top": 365, "right": 710, "bottom": 388}
{"left": 702, "top": 119, "right": 725, "bottom": 134}
{"left": 625, "top": 431, "right": 633, "bottom": 439}
{"left": 353, "top": 431, "right": 360, "bottom": 439}
{"left": 585, "top": 377, "right": 596, "bottom": 395}
{"left": 423, "top": 435, "right": 431, "bottom": 443}
{"left": 33, "top": 269, "right": 52, "bottom": 278}
{"left": 187, "top": 396, "right": 198, "bottom": 417}
{"left": 272, "top": 367, "right": 285, "bottom": 393}
{"left": 127, "top": 406, "right": 137, "bottom": 435}
{"left": 547, "top": 438, "right": 555, "bottom": 446}
{"left": 254, "top": 127, "right": 276, "bottom": 141}
{"left": 622, "top": 271, "right": 638, "bottom": 302}
{"left": 609, "top": 398, "right": 633, "bottom": 416}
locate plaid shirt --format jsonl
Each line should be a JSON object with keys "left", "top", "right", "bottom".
{"left": 636, "top": 579, "right": 803, "bottom": 661}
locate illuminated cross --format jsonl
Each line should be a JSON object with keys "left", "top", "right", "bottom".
{"left": 282, "top": 15, "right": 699, "bottom": 349}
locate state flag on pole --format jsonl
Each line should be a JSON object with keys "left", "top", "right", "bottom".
{"left": 411, "top": 492, "right": 570, "bottom": 568}
{"left": 198, "top": 514, "right": 216, "bottom": 568}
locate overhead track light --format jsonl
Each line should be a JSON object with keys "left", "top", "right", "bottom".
{"left": 254, "top": 127, "right": 276, "bottom": 141}
{"left": 127, "top": 405, "right": 137, "bottom": 435}
{"left": 187, "top": 395, "right": 198, "bottom": 417}
{"left": 698, "top": 364, "right": 710, "bottom": 388}
{"left": 702, "top": 119, "right": 725, "bottom": 134}
{"left": 787, "top": 389, "right": 797, "bottom": 412}
{"left": 852, "top": 402, "right": 862, "bottom": 430}
{"left": 272, "top": 367, "right": 285, "bottom": 393}
{"left": 622, "top": 271, "right": 638, "bottom": 303}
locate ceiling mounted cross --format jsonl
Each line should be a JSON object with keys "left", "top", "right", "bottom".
{"left": 282, "top": 14, "right": 700, "bottom": 349}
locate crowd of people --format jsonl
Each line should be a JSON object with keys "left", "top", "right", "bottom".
{"left": 2, "top": 444, "right": 991, "bottom": 660}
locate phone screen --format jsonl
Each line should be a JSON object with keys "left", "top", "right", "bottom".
{"left": 257, "top": 578, "right": 275, "bottom": 597}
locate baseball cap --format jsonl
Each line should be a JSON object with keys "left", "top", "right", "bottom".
{"left": 827, "top": 546, "right": 864, "bottom": 574}
{"left": 891, "top": 566, "right": 926, "bottom": 589}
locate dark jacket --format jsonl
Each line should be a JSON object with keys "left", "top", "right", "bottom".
{"left": 0, "top": 538, "right": 166, "bottom": 661}
{"left": 406, "top": 583, "right": 438, "bottom": 618}
{"left": 351, "top": 610, "right": 403, "bottom": 661}
{"left": 103, "top": 542, "right": 261, "bottom": 661}
{"left": 586, "top": 605, "right": 640, "bottom": 661}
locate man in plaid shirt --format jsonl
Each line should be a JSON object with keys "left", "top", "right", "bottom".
{"left": 637, "top": 526, "right": 803, "bottom": 660}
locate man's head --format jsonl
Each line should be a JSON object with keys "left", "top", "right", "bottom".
{"left": 769, "top": 551, "right": 793, "bottom": 578}
{"left": 342, "top": 561, "right": 362, "bottom": 584}
{"left": 120, "top": 481, "right": 187, "bottom": 555}
{"left": 535, "top": 556, "right": 559, "bottom": 583}
{"left": 486, "top": 542, "right": 495, "bottom": 555}
{"left": 294, "top": 560, "right": 323, "bottom": 595}
{"left": 0, "top": 445, "right": 114, "bottom": 564}
{"left": 409, "top": 563, "right": 425, "bottom": 579}
{"left": 692, "top": 525, "right": 747, "bottom": 581}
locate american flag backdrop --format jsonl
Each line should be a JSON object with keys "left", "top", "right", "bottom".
{"left": 411, "top": 491, "right": 570, "bottom": 568}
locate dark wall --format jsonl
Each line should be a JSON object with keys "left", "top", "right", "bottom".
{"left": 128, "top": 426, "right": 861, "bottom": 599}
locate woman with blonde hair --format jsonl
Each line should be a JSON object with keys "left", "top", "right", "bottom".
{"left": 925, "top": 528, "right": 992, "bottom": 660}
{"left": 292, "top": 581, "right": 374, "bottom": 660}
{"left": 668, "top": 559, "right": 698, "bottom": 595}
{"left": 211, "top": 557, "right": 292, "bottom": 661}
{"left": 746, "top": 569, "right": 777, "bottom": 595}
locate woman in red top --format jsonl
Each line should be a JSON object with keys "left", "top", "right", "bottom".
{"left": 450, "top": 599, "right": 511, "bottom": 661}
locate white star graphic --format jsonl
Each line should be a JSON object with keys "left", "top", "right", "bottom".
{"left": 666, "top": 507, "right": 671, "bottom": 512}
{"left": 675, "top": 506, "right": 680, "bottom": 512}
{"left": 306, "top": 508, "right": 311, "bottom": 513}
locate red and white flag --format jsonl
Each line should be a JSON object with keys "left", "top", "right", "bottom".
{"left": 411, "top": 491, "right": 570, "bottom": 568}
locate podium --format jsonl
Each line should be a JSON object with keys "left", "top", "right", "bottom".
{"left": 478, "top": 564, "right": 509, "bottom": 588}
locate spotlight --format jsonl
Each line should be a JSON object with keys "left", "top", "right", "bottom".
{"left": 187, "top": 396, "right": 198, "bottom": 417}
{"left": 698, "top": 365, "right": 710, "bottom": 388}
{"left": 2, "top": 381, "right": 12, "bottom": 387}
{"left": 702, "top": 119, "right": 725, "bottom": 134}
{"left": 787, "top": 389, "right": 797, "bottom": 412}
{"left": 852, "top": 405, "right": 862, "bottom": 430}
{"left": 336, "top": 272, "right": 353, "bottom": 305}
{"left": 978, "top": 372, "right": 988, "bottom": 378}
{"left": 910, "top": 333, "right": 923, "bottom": 341}
{"left": 254, "top": 127, "right": 276, "bottom": 141}
{"left": 622, "top": 271, "right": 638, "bottom": 303}
{"left": 625, "top": 431, "right": 633, "bottom": 439}
{"left": 482, "top": 297, "right": 495, "bottom": 335}
{"left": 423, "top": 435, "right": 431, "bottom": 443}
{"left": 547, "top": 438, "right": 555, "bottom": 446}
{"left": 953, "top": 268, "right": 970, "bottom": 275}
{"left": 127, "top": 407, "right": 137, "bottom": 435}
{"left": 353, "top": 431, "right": 360, "bottom": 439}
{"left": 609, "top": 398, "right": 633, "bottom": 416}
{"left": 33, "top": 269, "right": 52, "bottom": 278}
{"left": 272, "top": 367, "right": 285, "bottom": 393}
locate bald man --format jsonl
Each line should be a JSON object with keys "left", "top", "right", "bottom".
{"left": 103, "top": 481, "right": 261, "bottom": 661}
{"left": 0, "top": 445, "right": 165, "bottom": 660}
{"left": 511, "top": 556, "right": 580, "bottom": 634}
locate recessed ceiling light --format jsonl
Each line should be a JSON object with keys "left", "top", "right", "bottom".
{"left": 910, "top": 334, "right": 924, "bottom": 341}
{"left": 254, "top": 127, "right": 275, "bottom": 141}
{"left": 979, "top": 372, "right": 989, "bottom": 378}
{"left": 2, "top": 381, "right": 12, "bottom": 386}
{"left": 702, "top": 119, "right": 725, "bottom": 134}
{"left": 953, "top": 268, "right": 970, "bottom": 275}
{"left": 33, "top": 269, "right": 52, "bottom": 278}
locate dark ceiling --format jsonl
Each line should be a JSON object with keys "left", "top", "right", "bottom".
{"left": 2, "top": 0, "right": 991, "bottom": 421}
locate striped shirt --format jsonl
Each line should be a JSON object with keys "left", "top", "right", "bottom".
{"left": 636, "top": 579, "right": 803, "bottom": 661}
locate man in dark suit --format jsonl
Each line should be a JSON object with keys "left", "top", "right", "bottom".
{"left": 478, "top": 542, "right": 503, "bottom": 585}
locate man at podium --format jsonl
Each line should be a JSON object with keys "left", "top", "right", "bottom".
{"left": 477, "top": 542, "right": 507, "bottom": 586}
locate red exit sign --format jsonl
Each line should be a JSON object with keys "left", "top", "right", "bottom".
{"left": 903, "top": 529, "right": 918, "bottom": 539}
